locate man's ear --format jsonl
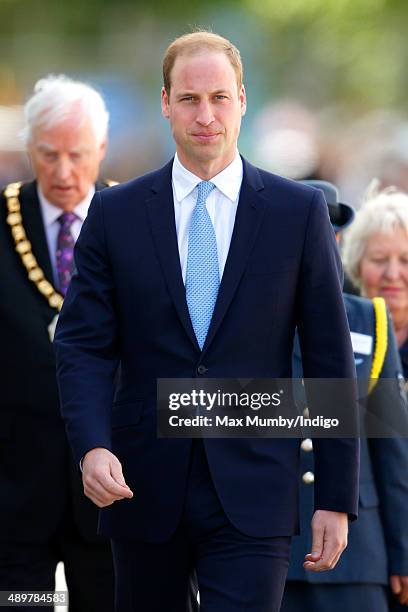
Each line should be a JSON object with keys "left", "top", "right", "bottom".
{"left": 161, "top": 87, "right": 170, "bottom": 119}
{"left": 240, "top": 84, "right": 247, "bottom": 117}
{"left": 99, "top": 139, "right": 108, "bottom": 162}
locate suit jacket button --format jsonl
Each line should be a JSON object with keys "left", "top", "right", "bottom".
{"left": 301, "top": 438, "right": 313, "bottom": 452}
{"left": 197, "top": 365, "right": 207, "bottom": 375}
{"left": 302, "top": 471, "right": 314, "bottom": 484}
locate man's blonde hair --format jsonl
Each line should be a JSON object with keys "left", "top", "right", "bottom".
{"left": 163, "top": 30, "right": 243, "bottom": 95}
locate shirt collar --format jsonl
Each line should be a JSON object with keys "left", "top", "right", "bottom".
{"left": 172, "top": 152, "right": 243, "bottom": 203}
{"left": 37, "top": 184, "right": 95, "bottom": 226}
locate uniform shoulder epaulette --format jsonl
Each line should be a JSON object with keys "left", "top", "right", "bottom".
{"left": 368, "top": 296, "right": 388, "bottom": 393}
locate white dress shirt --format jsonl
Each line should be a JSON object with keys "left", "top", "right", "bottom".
{"left": 38, "top": 185, "right": 95, "bottom": 285}
{"left": 172, "top": 152, "right": 243, "bottom": 283}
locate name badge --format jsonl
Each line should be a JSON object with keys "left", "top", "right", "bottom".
{"left": 350, "top": 331, "right": 373, "bottom": 355}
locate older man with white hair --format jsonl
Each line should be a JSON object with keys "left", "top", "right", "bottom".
{"left": 0, "top": 75, "right": 115, "bottom": 611}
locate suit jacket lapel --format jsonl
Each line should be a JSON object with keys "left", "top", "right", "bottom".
{"left": 202, "top": 159, "right": 267, "bottom": 353}
{"left": 20, "top": 181, "right": 54, "bottom": 285}
{"left": 146, "top": 160, "right": 200, "bottom": 351}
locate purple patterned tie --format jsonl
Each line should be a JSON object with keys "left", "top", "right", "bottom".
{"left": 56, "top": 212, "right": 77, "bottom": 296}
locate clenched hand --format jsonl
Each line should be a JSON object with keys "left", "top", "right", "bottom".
{"left": 304, "top": 510, "right": 348, "bottom": 572}
{"left": 82, "top": 447, "right": 133, "bottom": 508}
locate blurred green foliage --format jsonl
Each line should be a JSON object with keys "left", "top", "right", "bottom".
{"left": 0, "top": 0, "right": 406, "bottom": 109}
{"left": 245, "top": 0, "right": 408, "bottom": 107}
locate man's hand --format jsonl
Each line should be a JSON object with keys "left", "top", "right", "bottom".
{"left": 390, "top": 575, "right": 408, "bottom": 605}
{"left": 82, "top": 447, "right": 133, "bottom": 508}
{"left": 304, "top": 510, "right": 348, "bottom": 572}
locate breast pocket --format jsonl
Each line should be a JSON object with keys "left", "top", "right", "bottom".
{"left": 111, "top": 401, "right": 144, "bottom": 429}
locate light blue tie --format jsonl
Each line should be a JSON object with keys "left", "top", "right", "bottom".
{"left": 186, "top": 181, "right": 219, "bottom": 350}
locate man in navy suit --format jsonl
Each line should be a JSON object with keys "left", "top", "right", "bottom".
{"left": 55, "top": 31, "right": 359, "bottom": 611}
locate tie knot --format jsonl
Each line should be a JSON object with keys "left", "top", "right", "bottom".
{"left": 58, "top": 212, "right": 77, "bottom": 229}
{"left": 197, "top": 181, "right": 216, "bottom": 203}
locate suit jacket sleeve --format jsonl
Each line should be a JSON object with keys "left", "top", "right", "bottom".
{"left": 369, "top": 309, "right": 408, "bottom": 575}
{"left": 296, "top": 189, "right": 360, "bottom": 519}
{"left": 54, "top": 190, "right": 118, "bottom": 464}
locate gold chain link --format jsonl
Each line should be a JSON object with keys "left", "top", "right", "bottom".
{"left": 4, "top": 180, "right": 118, "bottom": 312}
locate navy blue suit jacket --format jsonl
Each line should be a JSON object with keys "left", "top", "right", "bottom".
{"left": 55, "top": 158, "right": 359, "bottom": 542}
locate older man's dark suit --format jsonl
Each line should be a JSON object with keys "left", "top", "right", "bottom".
{"left": 0, "top": 181, "right": 114, "bottom": 610}
{"left": 55, "top": 159, "right": 359, "bottom": 608}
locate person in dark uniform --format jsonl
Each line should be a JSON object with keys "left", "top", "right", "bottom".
{"left": 280, "top": 181, "right": 408, "bottom": 612}
{"left": 0, "top": 75, "right": 115, "bottom": 611}
{"left": 342, "top": 181, "right": 408, "bottom": 609}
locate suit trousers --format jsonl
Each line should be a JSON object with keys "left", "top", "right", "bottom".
{"left": 112, "top": 440, "right": 291, "bottom": 612}
{"left": 0, "top": 511, "right": 114, "bottom": 612}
